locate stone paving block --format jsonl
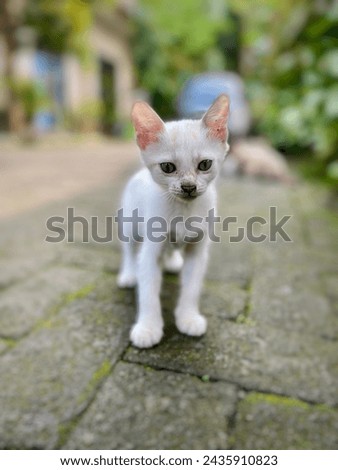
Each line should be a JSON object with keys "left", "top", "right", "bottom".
{"left": 253, "top": 242, "right": 338, "bottom": 296}
{"left": 218, "top": 178, "right": 291, "bottom": 214}
{"left": 292, "top": 184, "right": 329, "bottom": 214}
{"left": 323, "top": 275, "right": 338, "bottom": 320}
{"left": 231, "top": 392, "right": 338, "bottom": 449}
{"left": 306, "top": 211, "right": 338, "bottom": 251}
{"left": 0, "top": 277, "right": 133, "bottom": 449}
{"left": 323, "top": 274, "right": 338, "bottom": 302}
{"left": 161, "top": 276, "right": 247, "bottom": 321}
{"left": 125, "top": 314, "right": 338, "bottom": 406}
{"left": 207, "top": 243, "right": 253, "bottom": 288}
{"left": 64, "top": 362, "right": 238, "bottom": 450}
{"left": 293, "top": 185, "right": 338, "bottom": 251}
{"left": 0, "top": 266, "right": 99, "bottom": 338}
{"left": 56, "top": 243, "right": 120, "bottom": 274}
{"left": 0, "top": 250, "right": 56, "bottom": 290}
{"left": 208, "top": 179, "right": 305, "bottom": 286}
{"left": 202, "top": 281, "right": 247, "bottom": 320}
{"left": 0, "top": 339, "right": 10, "bottom": 355}
{"left": 250, "top": 256, "right": 338, "bottom": 339}
{"left": 218, "top": 179, "right": 304, "bottom": 242}
{"left": 0, "top": 181, "right": 122, "bottom": 260}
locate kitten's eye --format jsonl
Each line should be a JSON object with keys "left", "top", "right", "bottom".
{"left": 198, "top": 159, "right": 212, "bottom": 171}
{"left": 160, "top": 162, "right": 176, "bottom": 174}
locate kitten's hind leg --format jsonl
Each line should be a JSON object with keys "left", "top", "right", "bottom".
{"left": 163, "top": 248, "right": 184, "bottom": 274}
{"left": 117, "top": 240, "right": 137, "bottom": 288}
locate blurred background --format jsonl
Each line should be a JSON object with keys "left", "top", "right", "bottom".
{"left": 0, "top": 0, "right": 337, "bottom": 182}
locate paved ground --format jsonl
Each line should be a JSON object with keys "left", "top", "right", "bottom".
{"left": 0, "top": 138, "right": 337, "bottom": 449}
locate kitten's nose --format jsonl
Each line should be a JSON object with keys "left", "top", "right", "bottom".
{"left": 181, "top": 184, "right": 197, "bottom": 194}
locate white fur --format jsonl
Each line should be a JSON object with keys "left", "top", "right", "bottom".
{"left": 118, "top": 98, "right": 229, "bottom": 348}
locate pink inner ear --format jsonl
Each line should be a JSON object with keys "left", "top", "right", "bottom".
{"left": 132, "top": 103, "right": 164, "bottom": 150}
{"left": 207, "top": 119, "right": 228, "bottom": 142}
{"left": 135, "top": 120, "right": 163, "bottom": 150}
{"left": 203, "top": 95, "right": 229, "bottom": 143}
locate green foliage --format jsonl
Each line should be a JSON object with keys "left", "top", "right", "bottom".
{"left": 295, "top": 157, "right": 338, "bottom": 188}
{"left": 132, "top": 0, "right": 231, "bottom": 117}
{"left": 25, "top": 0, "right": 92, "bottom": 58}
{"left": 231, "top": 0, "right": 338, "bottom": 166}
{"left": 9, "top": 79, "right": 49, "bottom": 121}
{"left": 65, "top": 100, "right": 103, "bottom": 132}
{"left": 327, "top": 160, "right": 338, "bottom": 180}
{"left": 24, "top": 0, "right": 115, "bottom": 64}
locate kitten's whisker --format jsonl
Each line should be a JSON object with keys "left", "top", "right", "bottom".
{"left": 162, "top": 190, "right": 175, "bottom": 203}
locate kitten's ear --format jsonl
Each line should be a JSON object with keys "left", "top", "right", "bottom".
{"left": 202, "top": 94, "right": 230, "bottom": 143}
{"left": 131, "top": 101, "right": 165, "bottom": 150}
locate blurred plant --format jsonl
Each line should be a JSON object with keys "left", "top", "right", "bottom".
{"left": 65, "top": 100, "right": 103, "bottom": 132}
{"left": 132, "top": 0, "right": 232, "bottom": 117}
{"left": 9, "top": 79, "right": 49, "bottom": 123}
{"left": 229, "top": 0, "right": 338, "bottom": 177}
{"left": 121, "top": 120, "right": 135, "bottom": 140}
{"left": 327, "top": 160, "right": 338, "bottom": 181}
{"left": 24, "top": 0, "right": 95, "bottom": 65}
{"left": 24, "top": 0, "right": 117, "bottom": 65}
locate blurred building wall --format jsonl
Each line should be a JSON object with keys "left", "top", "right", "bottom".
{"left": 0, "top": 5, "right": 135, "bottom": 133}
{"left": 62, "top": 19, "right": 134, "bottom": 120}
{"left": 90, "top": 20, "right": 134, "bottom": 121}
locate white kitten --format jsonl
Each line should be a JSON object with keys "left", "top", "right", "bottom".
{"left": 117, "top": 95, "right": 230, "bottom": 348}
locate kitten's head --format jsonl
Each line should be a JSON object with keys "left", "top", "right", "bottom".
{"left": 131, "top": 94, "right": 230, "bottom": 201}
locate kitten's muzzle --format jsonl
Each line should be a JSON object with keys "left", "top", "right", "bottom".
{"left": 181, "top": 184, "right": 197, "bottom": 196}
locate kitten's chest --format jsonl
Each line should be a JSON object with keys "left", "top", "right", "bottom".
{"left": 166, "top": 202, "right": 210, "bottom": 245}
{"left": 168, "top": 221, "right": 188, "bottom": 245}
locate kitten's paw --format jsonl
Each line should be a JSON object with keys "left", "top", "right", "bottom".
{"left": 176, "top": 313, "right": 207, "bottom": 337}
{"left": 164, "top": 250, "right": 184, "bottom": 274}
{"left": 117, "top": 272, "right": 137, "bottom": 289}
{"left": 130, "top": 323, "right": 163, "bottom": 348}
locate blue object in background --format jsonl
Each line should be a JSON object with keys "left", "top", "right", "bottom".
{"left": 177, "top": 72, "right": 251, "bottom": 137}
{"left": 34, "top": 51, "right": 64, "bottom": 132}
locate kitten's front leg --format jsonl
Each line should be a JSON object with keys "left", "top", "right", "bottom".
{"left": 130, "top": 240, "right": 164, "bottom": 348}
{"left": 175, "top": 240, "right": 209, "bottom": 337}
